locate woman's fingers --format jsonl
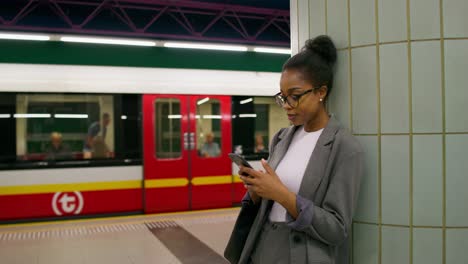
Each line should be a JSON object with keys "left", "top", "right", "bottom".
{"left": 239, "top": 165, "right": 257, "bottom": 177}
{"left": 239, "top": 175, "right": 255, "bottom": 185}
{"left": 260, "top": 159, "right": 275, "bottom": 175}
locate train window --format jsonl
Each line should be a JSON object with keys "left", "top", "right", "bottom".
{"left": 0, "top": 93, "right": 141, "bottom": 169}
{"left": 196, "top": 98, "right": 221, "bottom": 158}
{"left": 232, "top": 96, "right": 289, "bottom": 158}
{"left": 155, "top": 98, "right": 181, "bottom": 159}
{"left": 14, "top": 94, "right": 116, "bottom": 161}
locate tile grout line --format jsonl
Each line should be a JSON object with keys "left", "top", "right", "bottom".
{"left": 406, "top": 0, "right": 414, "bottom": 262}
{"left": 374, "top": 0, "right": 382, "bottom": 262}
{"left": 439, "top": 0, "right": 447, "bottom": 263}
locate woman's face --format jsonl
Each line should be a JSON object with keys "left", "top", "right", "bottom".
{"left": 279, "top": 69, "right": 326, "bottom": 127}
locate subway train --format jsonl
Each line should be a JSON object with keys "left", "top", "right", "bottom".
{"left": 0, "top": 63, "right": 290, "bottom": 222}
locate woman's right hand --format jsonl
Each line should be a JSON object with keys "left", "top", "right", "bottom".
{"left": 239, "top": 166, "right": 261, "bottom": 204}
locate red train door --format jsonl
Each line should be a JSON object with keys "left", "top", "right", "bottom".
{"left": 189, "top": 95, "right": 232, "bottom": 210}
{"left": 143, "top": 94, "right": 232, "bottom": 213}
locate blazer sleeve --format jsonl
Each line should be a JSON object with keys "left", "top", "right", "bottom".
{"left": 288, "top": 150, "right": 364, "bottom": 246}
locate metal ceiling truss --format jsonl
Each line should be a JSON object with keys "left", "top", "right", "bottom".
{"left": 0, "top": 0, "right": 290, "bottom": 47}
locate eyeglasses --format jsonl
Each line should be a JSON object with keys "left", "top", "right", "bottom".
{"left": 274, "top": 88, "right": 317, "bottom": 108}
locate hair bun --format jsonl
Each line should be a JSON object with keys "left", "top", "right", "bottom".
{"left": 304, "top": 35, "right": 337, "bottom": 66}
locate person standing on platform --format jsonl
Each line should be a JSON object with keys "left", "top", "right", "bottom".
{"left": 225, "top": 35, "right": 363, "bottom": 264}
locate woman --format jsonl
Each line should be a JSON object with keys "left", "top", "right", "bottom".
{"left": 225, "top": 35, "right": 363, "bottom": 264}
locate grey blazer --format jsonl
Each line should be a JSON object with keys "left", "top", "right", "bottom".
{"left": 237, "top": 116, "right": 363, "bottom": 264}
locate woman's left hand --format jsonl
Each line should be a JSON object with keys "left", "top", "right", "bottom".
{"left": 239, "top": 159, "right": 290, "bottom": 202}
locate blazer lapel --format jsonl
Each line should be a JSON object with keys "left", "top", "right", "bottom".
{"left": 268, "top": 126, "right": 298, "bottom": 170}
{"left": 297, "top": 117, "right": 340, "bottom": 199}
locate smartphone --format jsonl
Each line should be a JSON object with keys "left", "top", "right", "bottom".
{"left": 228, "top": 153, "right": 253, "bottom": 169}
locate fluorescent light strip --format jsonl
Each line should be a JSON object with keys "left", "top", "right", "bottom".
{"left": 0, "top": 32, "right": 291, "bottom": 54}
{"left": 0, "top": 33, "right": 50, "bottom": 41}
{"left": 240, "top": 98, "right": 253, "bottom": 104}
{"left": 54, "top": 114, "right": 88, "bottom": 119}
{"left": 202, "top": 115, "right": 222, "bottom": 119}
{"left": 239, "top": 114, "right": 257, "bottom": 118}
{"left": 0, "top": 32, "right": 290, "bottom": 54}
{"left": 168, "top": 114, "right": 182, "bottom": 119}
{"left": 60, "top": 36, "right": 155, "bottom": 47}
{"left": 197, "top": 97, "right": 210, "bottom": 105}
{"left": 253, "top": 47, "right": 291, "bottom": 54}
{"left": 164, "top": 42, "right": 248, "bottom": 52}
{"left": 14, "top": 113, "right": 51, "bottom": 118}
{"left": 0, "top": 114, "right": 11, "bottom": 118}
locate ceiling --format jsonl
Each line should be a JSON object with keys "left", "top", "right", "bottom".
{"left": 0, "top": 0, "right": 290, "bottom": 47}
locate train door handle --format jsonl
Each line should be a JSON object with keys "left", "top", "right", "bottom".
{"left": 189, "top": 132, "right": 195, "bottom": 150}
{"left": 183, "top": 132, "right": 196, "bottom": 150}
{"left": 183, "top": 132, "right": 190, "bottom": 150}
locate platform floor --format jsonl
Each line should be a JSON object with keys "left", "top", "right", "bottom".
{"left": 0, "top": 208, "right": 239, "bottom": 264}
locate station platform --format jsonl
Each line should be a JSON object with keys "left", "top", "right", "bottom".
{"left": 0, "top": 208, "right": 239, "bottom": 264}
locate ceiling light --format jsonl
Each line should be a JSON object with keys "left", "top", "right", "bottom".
{"left": 60, "top": 36, "right": 156, "bottom": 47}
{"left": 197, "top": 97, "right": 210, "bottom": 105}
{"left": 54, "top": 114, "right": 88, "bottom": 119}
{"left": 0, "top": 33, "right": 50, "bottom": 41}
{"left": 14, "top": 113, "right": 51, "bottom": 118}
{"left": 164, "top": 42, "right": 248, "bottom": 52}
{"left": 202, "top": 115, "right": 222, "bottom": 119}
{"left": 240, "top": 98, "right": 253, "bottom": 104}
{"left": 253, "top": 47, "right": 291, "bottom": 54}
{"left": 239, "top": 114, "right": 257, "bottom": 118}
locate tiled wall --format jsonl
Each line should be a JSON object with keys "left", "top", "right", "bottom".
{"left": 290, "top": 0, "right": 468, "bottom": 263}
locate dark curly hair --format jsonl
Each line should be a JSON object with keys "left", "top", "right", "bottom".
{"left": 283, "top": 35, "right": 337, "bottom": 100}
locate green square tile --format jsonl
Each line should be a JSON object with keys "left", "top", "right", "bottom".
{"left": 410, "top": 0, "right": 440, "bottom": 39}
{"left": 380, "top": 43, "right": 409, "bottom": 133}
{"left": 413, "top": 228, "right": 442, "bottom": 264}
{"left": 352, "top": 47, "right": 378, "bottom": 134}
{"left": 382, "top": 226, "right": 410, "bottom": 264}
{"left": 445, "top": 40, "right": 468, "bottom": 132}
{"left": 378, "top": 0, "right": 406, "bottom": 42}
{"left": 411, "top": 41, "right": 443, "bottom": 133}
{"left": 382, "top": 136, "right": 410, "bottom": 225}
{"left": 446, "top": 135, "right": 468, "bottom": 226}
{"left": 350, "top": 0, "right": 376, "bottom": 46}
{"left": 413, "top": 135, "right": 443, "bottom": 226}
{"left": 354, "top": 136, "right": 379, "bottom": 223}
{"left": 353, "top": 223, "right": 379, "bottom": 264}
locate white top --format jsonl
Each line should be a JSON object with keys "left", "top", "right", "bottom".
{"left": 268, "top": 126, "right": 323, "bottom": 222}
